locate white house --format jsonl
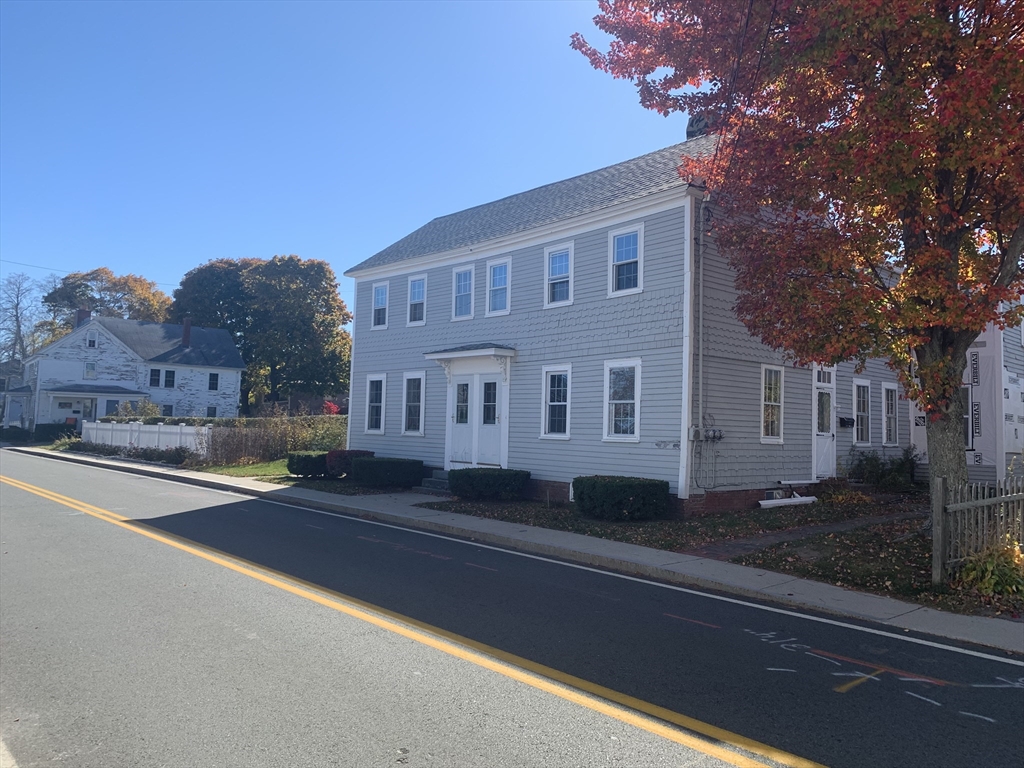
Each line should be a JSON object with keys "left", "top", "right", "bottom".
{"left": 3, "top": 314, "right": 245, "bottom": 431}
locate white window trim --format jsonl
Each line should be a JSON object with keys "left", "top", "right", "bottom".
{"left": 853, "top": 378, "right": 872, "bottom": 446}
{"left": 485, "top": 257, "right": 511, "bottom": 317}
{"left": 371, "top": 281, "right": 389, "bottom": 330}
{"left": 364, "top": 373, "right": 387, "bottom": 434}
{"left": 84, "top": 362, "right": 97, "bottom": 380}
{"left": 406, "top": 274, "right": 427, "bottom": 327}
{"left": 540, "top": 364, "right": 572, "bottom": 440}
{"left": 451, "top": 264, "right": 475, "bottom": 321}
{"left": 882, "top": 383, "right": 899, "bottom": 446}
{"left": 760, "top": 364, "right": 784, "bottom": 444}
{"left": 607, "top": 223, "right": 644, "bottom": 298}
{"left": 602, "top": 358, "right": 641, "bottom": 443}
{"left": 401, "top": 371, "right": 425, "bottom": 436}
{"left": 543, "top": 242, "right": 574, "bottom": 309}
{"left": 86, "top": 330, "right": 98, "bottom": 348}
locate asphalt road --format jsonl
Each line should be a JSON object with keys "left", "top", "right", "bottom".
{"left": 1, "top": 450, "right": 1022, "bottom": 768}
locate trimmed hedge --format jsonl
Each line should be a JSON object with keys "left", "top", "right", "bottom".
{"left": 0, "top": 426, "right": 30, "bottom": 443}
{"left": 63, "top": 440, "right": 121, "bottom": 456}
{"left": 126, "top": 445, "right": 195, "bottom": 466}
{"left": 326, "top": 449, "right": 375, "bottom": 477}
{"left": 34, "top": 423, "right": 77, "bottom": 443}
{"left": 287, "top": 451, "right": 330, "bottom": 477}
{"left": 448, "top": 468, "right": 531, "bottom": 500}
{"left": 350, "top": 457, "right": 424, "bottom": 488}
{"left": 572, "top": 475, "right": 670, "bottom": 521}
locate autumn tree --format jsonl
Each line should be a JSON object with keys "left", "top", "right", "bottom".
{"left": 574, "top": 0, "right": 1024, "bottom": 487}
{"left": 171, "top": 256, "right": 352, "bottom": 411}
{"left": 41, "top": 267, "right": 171, "bottom": 336}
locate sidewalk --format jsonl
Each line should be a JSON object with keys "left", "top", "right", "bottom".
{"left": 7, "top": 446, "right": 1023, "bottom": 655}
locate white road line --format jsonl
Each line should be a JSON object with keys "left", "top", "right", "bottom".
{"left": 904, "top": 691, "right": 941, "bottom": 706}
{"left": 766, "top": 668, "right": 797, "bottom": 672}
{"left": 959, "top": 711, "right": 997, "bottom": 723}
{"left": 15, "top": 453, "right": 1024, "bottom": 667}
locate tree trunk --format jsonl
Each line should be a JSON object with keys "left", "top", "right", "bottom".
{"left": 924, "top": 400, "right": 969, "bottom": 489}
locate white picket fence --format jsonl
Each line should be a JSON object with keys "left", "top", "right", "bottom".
{"left": 83, "top": 422, "right": 212, "bottom": 457}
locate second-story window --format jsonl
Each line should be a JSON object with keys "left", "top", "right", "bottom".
{"left": 408, "top": 276, "right": 426, "bottom": 325}
{"left": 86, "top": 331, "right": 98, "bottom": 348}
{"left": 453, "top": 266, "right": 474, "bottom": 320}
{"left": 150, "top": 369, "right": 161, "bottom": 387}
{"left": 544, "top": 243, "right": 573, "bottom": 308}
{"left": 372, "top": 282, "right": 388, "bottom": 329}
{"left": 164, "top": 370, "right": 175, "bottom": 388}
{"left": 487, "top": 259, "right": 510, "bottom": 316}
{"left": 209, "top": 373, "right": 219, "bottom": 391}
{"left": 608, "top": 224, "right": 644, "bottom": 296}
{"left": 84, "top": 362, "right": 97, "bottom": 380}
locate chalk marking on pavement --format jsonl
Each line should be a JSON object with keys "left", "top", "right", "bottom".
{"left": 0, "top": 475, "right": 823, "bottom": 768}
{"left": 833, "top": 670, "right": 884, "bottom": 693}
{"left": 465, "top": 562, "right": 499, "bottom": 572}
{"left": 664, "top": 613, "right": 721, "bottom": 629}
{"left": 904, "top": 692, "right": 941, "bottom": 706}
{"left": 12, "top": 451, "right": 1022, "bottom": 667}
{"left": 804, "top": 653, "right": 842, "bottom": 666}
{"left": 959, "top": 711, "right": 997, "bottom": 723}
{"left": 812, "top": 650, "right": 951, "bottom": 686}
{"left": 767, "top": 669, "right": 797, "bottom": 673}
{"left": 305, "top": 524, "right": 324, "bottom": 530}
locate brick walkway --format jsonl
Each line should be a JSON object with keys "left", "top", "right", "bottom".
{"left": 680, "top": 510, "right": 928, "bottom": 561}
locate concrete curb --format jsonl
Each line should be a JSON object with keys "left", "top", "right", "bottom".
{"left": 6, "top": 446, "right": 1023, "bottom": 655}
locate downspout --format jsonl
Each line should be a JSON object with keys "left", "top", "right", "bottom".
{"left": 697, "top": 192, "right": 708, "bottom": 439}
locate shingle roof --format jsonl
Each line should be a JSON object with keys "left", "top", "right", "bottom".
{"left": 426, "top": 343, "right": 516, "bottom": 355}
{"left": 346, "top": 136, "right": 715, "bottom": 275}
{"left": 94, "top": 318, "right": 245, "bottom": 369}
{"left": 39, "top": 384, "right": 147, "bottom": 396}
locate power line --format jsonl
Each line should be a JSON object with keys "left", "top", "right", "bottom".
{"left": 0, "top": 258, "right": 178, "bottom": 288}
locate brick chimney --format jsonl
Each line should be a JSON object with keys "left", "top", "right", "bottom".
{"left": 75, "top": 308, "right": 91, "bottom": 327}
{"left": 182, "top": 317, "right": 192, "bottom": 348}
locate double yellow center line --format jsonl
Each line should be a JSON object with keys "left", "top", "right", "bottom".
{"left": 0, "top": 474, "right": 825, "bottom": 768}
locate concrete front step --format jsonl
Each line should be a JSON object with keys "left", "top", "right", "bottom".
{"left": 431, "top": 469, "right": 449, "bottom": 480}
{"left": 420, "top": 477, "right": 450, "bottom": 492}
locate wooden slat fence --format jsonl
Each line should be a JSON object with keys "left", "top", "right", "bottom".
{"left": 931, "top": 475, "right": 1024, "bottom": 585}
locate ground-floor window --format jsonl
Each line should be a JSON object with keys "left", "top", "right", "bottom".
{"left": 761, "top": 365, "right": 783, "bottom": 443}
{"left": 883, "top": 384, "right": 898, "bottom": 445}
{"left": 854, "top": 380, "right": 871, "bottom": 445}
{"left": 207, "top": 406, "right": 217, "bottom": 418}
{"left": 541, "top": 365, "right": 570, "bottom": 438}
{"left": 403, "top": 372, "right": 424, "bottom": 435}
{"left": 161, "top": 404, "right": 173, "bottom": 417}
{"left": 105, "top": 399, "right": 119, "bottom": 416}
{"left": 603, "top": 359, "right": 640, "bottom": 441}
{"left": 366, "top": 374, "right": 386, "bottom": 433}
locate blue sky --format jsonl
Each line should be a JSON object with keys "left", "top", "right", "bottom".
{"left": 0, "top": 0, "right": 688, "bottom": 316}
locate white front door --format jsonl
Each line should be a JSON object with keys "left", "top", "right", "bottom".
{"left": 477, "top": 378, "right": 502, "bottom": 466}
{"left": 813, "top": 367, "right": 836, "bottom": 479}
{"left": 451, "top": 376, "right": 474, "bottom": 465}
{"left": 445, "top": 367, "right": 508, "bottom": 469}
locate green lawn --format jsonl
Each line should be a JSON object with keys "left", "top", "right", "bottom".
{"left": 203, "top": 459, "right": 290, "bottom": 477}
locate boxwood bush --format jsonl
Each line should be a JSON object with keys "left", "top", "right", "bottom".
{"left": 448, "top": 468, "right": 531, "bottom": 500}
{"left": 34, "top": 423, "right": 78, "bottom": 443}
{"left": 572, "top": 475, "right": 670, "bottom": 521}
{"left": 350, "top": 457, "right": 424, "bottom": 488}
{"left": 287, "top": 450, "right": 330, "bottom": 478}
{"left": 326, "top": 449, "right": 375, "bottom": 477}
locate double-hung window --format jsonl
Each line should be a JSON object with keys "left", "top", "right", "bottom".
{"left": 854, "top": 380, "right": 871, "bottom": 445}
{"left": 372, "top": 282, "right": 389, "bottom": 329}
{"left": 486, "top": 258, "right": 510, "bottom": 316}
{"left": 402, "top": 372, "right": 424, "bottom": 435}
{"left": 608, "top": 224, "right": 643, "bottom": 296}
{"left": 208, "top": 373, "right": 219, "bottom": 391}
{"left": 150, "top": 369, "right": 161, "bottom": 387}
{"left": 452, "top": 266, "right": 474, "bottom": 320}
{"left": 207, "top": 406, "right": 217, "bottom": 418}
{"left": 164, "top": 370, "right": 175, "bottom": 388}
{"left": 365, "top": 374, "right": 386, "bottom": 433}
{"left": 162, "top": 404, "right": 173, "bottom": 417}
{"left": 761, "top": 365, "right": 783, "bottom": 442}
{"left": 544, "top": 243, "right": 573, "bottom": 307}
{"left": 407, "top": 276, "right": 426, "bottom": 325}
{"left": 883, "top": 384, "right": 898, "bottom": 445}
{"left": 541, "top": 365, "right": 571, "bottom": 438}
{"left": 603, "top": 359, "right": 640, "bottom": 441}
{"left": 86, "top": 331, "right": 98, "bottom": 348}
{"left": 84, "top": 362, "right": 97, "bottom": 380}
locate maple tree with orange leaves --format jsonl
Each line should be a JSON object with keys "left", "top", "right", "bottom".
{"left": 574, "top": 0, "right": 1023, "bottom": 488}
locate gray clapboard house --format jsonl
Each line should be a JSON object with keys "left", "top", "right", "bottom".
{"left": 345, "top": 138, "right": 912, "bottom": 511}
